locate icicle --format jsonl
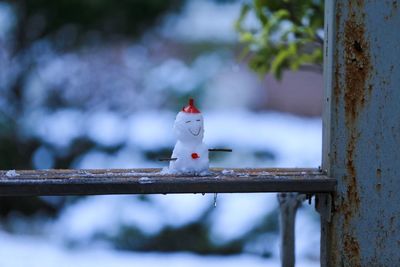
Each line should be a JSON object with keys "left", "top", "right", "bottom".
{"left": 213, "top": 193, "right": 218, "bottom": 207}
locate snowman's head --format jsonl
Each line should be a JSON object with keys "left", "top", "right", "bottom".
{"left": 173, "top": 99, "right": 204, "bottom": 144}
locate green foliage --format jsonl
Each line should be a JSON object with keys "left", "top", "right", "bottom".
{"left": 235, "top": 0, "right": 324, "bottom": 79}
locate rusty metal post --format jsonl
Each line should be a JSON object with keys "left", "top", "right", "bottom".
{"left": 322, "top": 0, "right": 400, "bottom": 266}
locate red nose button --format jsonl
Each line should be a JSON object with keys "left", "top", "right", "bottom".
{"left": 191, "top": 153, "right": 200, "bottom": 159}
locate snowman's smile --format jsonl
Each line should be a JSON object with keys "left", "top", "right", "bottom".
{"left": 189, "top": 127, "right": 201, "bottom": 136}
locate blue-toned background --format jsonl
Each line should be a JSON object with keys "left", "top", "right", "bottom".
{"left": 0, "top": 0, "right": 322, "bottom": 266}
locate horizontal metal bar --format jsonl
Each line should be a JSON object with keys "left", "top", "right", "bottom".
{"left": 208, "top": 149, "right": 233, "bottom": 152}
{"left": 0, "top": 168, "right": 336, "bottom": 196}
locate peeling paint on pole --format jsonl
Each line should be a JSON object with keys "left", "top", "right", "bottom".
{"left": 322, "top": 0, "right": 400, "bottom": 266}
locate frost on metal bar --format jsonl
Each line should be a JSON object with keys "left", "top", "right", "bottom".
{"left": 0, "top": 168, "right": 335, "bottom": 196}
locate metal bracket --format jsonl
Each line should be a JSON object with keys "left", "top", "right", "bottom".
{"left": 277, "top": 193, "right": 306, "bottom": 267}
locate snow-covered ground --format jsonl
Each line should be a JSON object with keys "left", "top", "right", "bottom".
{"left": 0, "top": 196, "right": 319, "bottom": 267}
{"left": 0, "top": 111, "right": 322, "bottom": 266}
{"left": 0, "top": 230, "right": 318, "bottom": 267}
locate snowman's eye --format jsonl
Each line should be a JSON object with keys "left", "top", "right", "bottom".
{"left": 196, "top": 119, "right": 201, "bottom": 122}
{"left": 185, "top": 120, "right": 191, "bottom": 123}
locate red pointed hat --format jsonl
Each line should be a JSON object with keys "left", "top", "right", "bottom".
{"left": 182, "top": 98, "right": 201, "bottom": 113}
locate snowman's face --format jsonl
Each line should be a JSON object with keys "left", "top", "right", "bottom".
{"left": 174, "top": 112, "right": 204, "bottom": 143}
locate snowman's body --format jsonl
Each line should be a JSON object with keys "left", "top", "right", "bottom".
{"left": 169, "top": 99, "right": 209, "bottom": 173}
{"left": 170, "top": 141, "right": 209, "bottom": 173}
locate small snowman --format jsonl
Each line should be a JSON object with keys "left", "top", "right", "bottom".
{"left": 169, "top": 98, "right": 209, "bottom": 173}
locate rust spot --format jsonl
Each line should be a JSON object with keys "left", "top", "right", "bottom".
{"left": 385, "top": 1, "right": 397, "bottom": 22}
{"left": 343, "top": 234, "right": 362, "bottom": 267}
{"left": 343, "top": 16, "right": 372, "bottom": 124}
{"left": 345, "top": 132, "right": 360, "bottom": 209}
{"left": 353, "top": 40, "right": 363, "bottom": 52}
{"left": 333, "top": 2, "right": 342, "bottom": 112}
{"left": 368, "top": 84, "right": 373, "bottom": 94}
{"left": 375, "top": 168, "right": 382, "bottom": 192}
{"left": 390, "top": 216, "right": 395, "bottom": 228}
{"left": 375, "top": 183, "right": 381, "bottom": 191}
{"left": 342, "top": 11, "right": 371, "bottom": 239}
{"left": 374, "top": 219, "right": 388, "bottom": 255}
{"left": 339, "top": 130, "right": 362, "bottom": 266}
{"left": 333, "top": 1, "right": 373, "bottom": 265}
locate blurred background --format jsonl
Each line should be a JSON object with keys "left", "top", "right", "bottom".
{"left": 0, "top": 0, "right": 323, "bottom": 266}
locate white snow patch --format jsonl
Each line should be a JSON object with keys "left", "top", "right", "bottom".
{"left": 86, "top": 111, "right": 127, "bottom": 147}
{"left": 33, "top": 109, "right": 84, "bottom": 148}
{"left": 53, "top": 196, "right": 164, "bottom": 240}
{"left": 210, "top": 194, "right": 277, "bottom": 242}
{"left": 0, "top": 230, "right": 319, "bottom": 267}
{"left": 150, "top": 194, "right": 212, "bottom": 227}
{"left": 198, "top": 170, "right": 212, "bottom": 176}
{"left": 75, "top": 148, "right": 159, "bottom": 169}
{"left": 138, "top": 177, "right": 153, "bottom": 184}
{"left": 127, "top": 111, "right": 174, "bottom": 150}
{"left": 145, "top": 59, "right": 199, "bottom": 93}
{"left": 5, "top": 170, "right": 19, "bottom": 177}
{"left": 204, "top": 111, "right": 321, "bottom": 167}
{"left": 221, "top": 169, "right": 235, "bottom": 175}
{"left": 159, "top": 167, "right": 175, "bottom": 175}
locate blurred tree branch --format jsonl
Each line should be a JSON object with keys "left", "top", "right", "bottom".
{"left": 235, "top": 0, "right": 324, "bottom": 79}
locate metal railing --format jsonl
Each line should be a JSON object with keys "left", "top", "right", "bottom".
{"left": 0, "top": 167, "right": 335, "bottom": 267}
{"left": 0, "top": 168, "right": 335, "bottom": 196}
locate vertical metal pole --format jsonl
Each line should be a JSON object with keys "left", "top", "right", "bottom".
{"left": 278, "top": 193, "right": 305, "bottom": 267}
{"left": 322, "top": 0, "right": 400, "bottom": 266}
